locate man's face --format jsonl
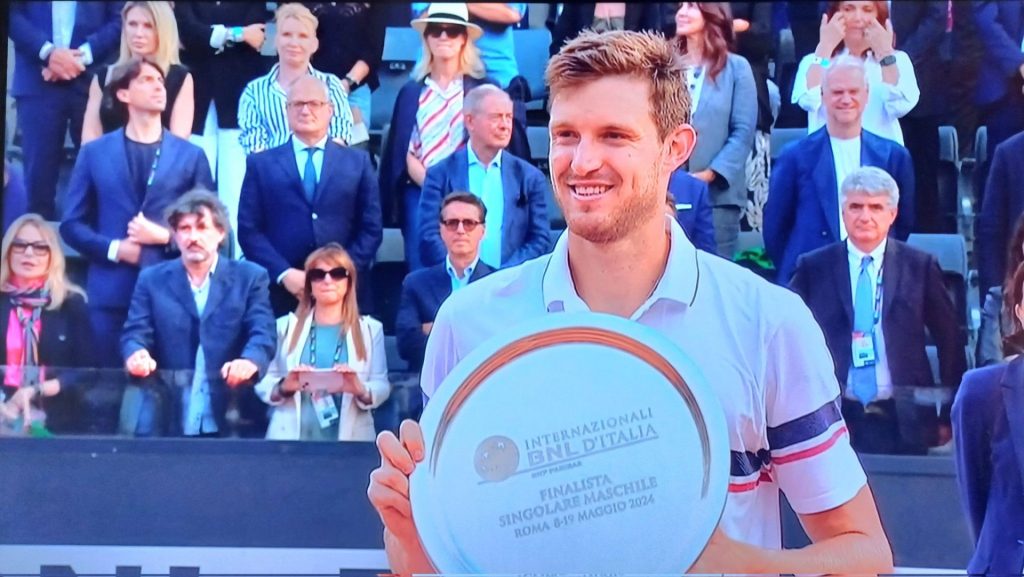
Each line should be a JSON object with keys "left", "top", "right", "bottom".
{"left": 287, "top": 78, "right": 333, "bottom": 140}
{"left": 841, "top": 190, "right": 897, "bottom": 249}
{"left": 117, "top": 63, "right": 167, "bottom": 113}
{"left": 440, "top": 201, "right": 485, "bottom": 260}
{"left": 276, "top": 17, "right": 318, "bottom": 68}
{"left": 548, "top": 75, "right": 692, "bottom": 244}
{"left": 466, "top": 93, "right": 514, "bottom": 151}
{"left": 823, "top": 67, "right": 867, "bottom": 129}
{"left": 174, "top": 208, "right": 226, "bottom": 265}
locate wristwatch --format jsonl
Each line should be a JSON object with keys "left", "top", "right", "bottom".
{"left": 810, "top": 55, "right": 831, "bottom": 68}
{"left": 343, "top": 74, "right": 359, "bottom": 92}
{"left": 878, "top": 54, "right": 897, "bottom": 67}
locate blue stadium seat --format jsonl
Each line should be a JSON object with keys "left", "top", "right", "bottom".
{"left": 769, "top": 127, "right": 806, "bottom": 162}
{"left": 936, "top": 125, "right": 960, "bottom": 233}
{"left": 907, "top": 233, "right": 973, "bottom": 354}
{"left": 513, "top": 28, "right": 552, "bottom": 107}
{"left": 372, "top": 27, "right": 422, "bottom": 132}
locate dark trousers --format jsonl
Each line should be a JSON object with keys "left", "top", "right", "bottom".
{"left": 900, "top": 114, "right": 944, "bottom": 233}
{"left": 976, "top": 92, "right": 1024, "bottom": 212}
{"left": 402, "top": 182, "right": 424, "bottom": 272}
{"left": 841, "top": 395, "right": 931, "bottom": 455}
{"left": 84, "top": 306, "right": 130, "bottom": 434}
{"left": 16, "top": 88, "right": 88, "bottom": 220}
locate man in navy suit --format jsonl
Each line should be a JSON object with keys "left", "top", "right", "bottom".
{"left": 238, "top": 75, "right": 383, "bottom": 318}
{"left": 977, "top": 131, "right": 1024, "bottom": 296}
{"left": 61, "top": 58, "right": 214, "bottom": 371}
{"left": 397, "top": 192, "right": 495, "bottom": 372}
{"left": 121, "top": 190, "right": 276, "bottom": 437}
{"left": 764, "top": 56, "right": 915, "bottom": 285}
{"left": 9, "top": 1, "right": 123, "bottom": 220}
{"left": 667, "top": 168, "right": 717, "bottom": 254}
{"left": 418, "top": 85, "right": 551, "bottom": 270}
{"left": 790, "top": 167, "right": 965, "bottom": 455}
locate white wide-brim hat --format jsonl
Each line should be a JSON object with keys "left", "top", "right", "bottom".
{"left": 411, "top": 3, "right": 483, "bottom": 41}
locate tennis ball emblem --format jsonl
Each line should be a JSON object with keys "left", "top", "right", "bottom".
{"left": 474, "top": 435, "right": 520, "bottom": 482}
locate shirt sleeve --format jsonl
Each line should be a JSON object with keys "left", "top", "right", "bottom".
{"left": 408, "top": 123, "right": 423, "bottom": 158}
{"left": 764, "top": 290, "right": 867, "bottom": 515}
{"left": 237, "top": 80, "right": 269, "bottom": 154}
{"left": 419, "top": 296, "right": 462, "bottom": 403}
{"left": 791, "top": 53, "right": 822, "bottom": 112}
{"left": 326, "top": 74, "right": 354, "bottom": 144}
{"left": 873, "top": 51, "right": 921, "bottom": 120}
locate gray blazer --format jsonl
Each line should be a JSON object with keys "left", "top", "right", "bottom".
{"left": 685, "top": 53, "right": 758, "bottom": 209}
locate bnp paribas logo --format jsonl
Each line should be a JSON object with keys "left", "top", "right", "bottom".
{"left": 474, "top": 435, "right": 521, "bottom": 482}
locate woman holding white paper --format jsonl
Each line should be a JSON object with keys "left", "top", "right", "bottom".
{"left": 256, "top": 243, "right": 390, "bottom": 441}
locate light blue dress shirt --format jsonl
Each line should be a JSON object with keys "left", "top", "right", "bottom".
{"left": 446, "top": 255, "right": 480, "bottom": 293}
{"left": 466, "top": 143, "right": 504, "bottom": 268}
{"left": 40, "top": 2, "right": 94, "bottom": 65}
{"left": 183, "top": 257, "right": 219, "bottom": 436}
{"left": 291, "top": 134, "right": 327, "bottom": 181}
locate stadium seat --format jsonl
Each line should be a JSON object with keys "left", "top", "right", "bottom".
{"left": 513, "top": 28, "right": 552, "bottom": 109}
{"left": 371, "top": 228, "right": 408, "bottom": 337}
{"left": 769, "top": 127, "right": 806, "bottom": 162}
{"left": 936, "top": 125, "right": 960, "bottom": 233}
{"left": 372, "top": 27, "right": 422, "bottom": 132}
{"left": 907, "top": 233, "right": 972, "bottom": 351}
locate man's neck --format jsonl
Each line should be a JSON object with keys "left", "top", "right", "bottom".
{"left": 469, "top": 139, "right": 499, "bottom": 166}
{"left": 827, "top": 123, "right": 861, "bottom": 140}
{"left": 313, "top": 303, "right": 344, "bottom": 325}
{"left": 184, "top": 257, "right": 215, "bottom": 288}
{"left": 125, "top": 114, "right": 163, "bottom": 143}
{"left": 850, "top": 238, "right": 884, "bottom": 256}
{"left": 449, "top": 252, "right": 477, "bottom": 279}
{"left": 567, "top": 214, "right": 671, "bottom": 318}
{"left": 430, "top": 59, "right": 460, "bottom": 89}
{"left": 295, "top": 132, "right": 327, "bottom": 147}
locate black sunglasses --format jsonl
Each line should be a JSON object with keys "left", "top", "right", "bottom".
{"left": 424, "top": 23, "right": 467, "bottom": 38}
{"left": 441, "top": 218, "right": 483, "bottom": 232}
{"left": 308, "top": 267, "right": 350, "bottom": 282}
{"left": 10, "top": 240, "right": 51, "bottom": 255}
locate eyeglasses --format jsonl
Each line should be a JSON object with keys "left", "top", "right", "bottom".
{"left": 441, "top": 218, "right": 483, "bottom": 232}
{"left": 308, "top": 267, "right": 350, "bottom": 283}
{"left": 286, "top": 100, "right": 330, "bottom": 112}
{"left": 425, "top": 24, "right": 467, "bottom": 38}
{"left": 10, "top": 241, "right": 51, "bottom": 255}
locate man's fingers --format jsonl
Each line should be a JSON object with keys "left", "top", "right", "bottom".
{"left": 370, "top": 465, "right": 412, "bottom": 502}
{"left": 377, "top": 430, "right": 416, "bottom": 475}
{"left": 399, "top": 419, "right": 426, "bottom": 462}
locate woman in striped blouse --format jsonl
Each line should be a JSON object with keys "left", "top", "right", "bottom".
{"left": 379, "top": 3, "right": 490, "bottom": 272}
{"left": 237, "top": 3, "right": 354, "bottom": 155}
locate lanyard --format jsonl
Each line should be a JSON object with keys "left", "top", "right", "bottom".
{"left": 869, "top": 259, "right": 884, "bottom": 327}
{"left": 308, "top": 319, "right": 345, "bottom": 366}
{"left": 146, "top": 138, "right": 163, "bottom": 189}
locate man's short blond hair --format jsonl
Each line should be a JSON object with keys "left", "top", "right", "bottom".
{"left": 275, "top": 3, "right": 318, "bottom": 32}
{"left": 546, "top": 30, "right": 691, "bottom": 141}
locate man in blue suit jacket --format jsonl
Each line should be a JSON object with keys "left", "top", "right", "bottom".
{"left": 764, "top": 57, "right": 914, "bottom": 285}
{"left": 61, "top": 59, "right": 214, "bottom": 370}
{"left": 953, "top": 351, "right": 1024, "bottom": 574}
{"left": 397, "top": 193, "right": 495, "bottom": 372}
{"left": 418, "top": 85, "right": 550, "bottom": 269}
{"left": 10, "top": 1, "right": 122, "bottom": 220}
{"left": 238, "top": 76, "right": 383, "bottom": 318}
{"left": 121, "top": 191, "right": 276, "bottom": 437}
{"left": 667, "top": 168, "right": 717, "bottom": 254}
{"left": 977, "top": 131, "right": 1024, "bottom": 296}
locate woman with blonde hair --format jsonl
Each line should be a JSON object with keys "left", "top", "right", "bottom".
{"left": 82, "top": 1, "right": 194, "bottom": 143}
{"left": 0, "top": 214, "right": 91, "bottom": 433}
{"left": 256, "top": 243, "right": 390, "bottom": 441}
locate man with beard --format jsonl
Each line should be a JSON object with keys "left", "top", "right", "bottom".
{"left": 367, "top": 30, "right": 892, "bottom": 575}
{"left": 120, "top": 191, "right": 276, "bottom": 437}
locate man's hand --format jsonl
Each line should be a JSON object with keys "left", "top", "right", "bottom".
{"left": 865, "top": 18, "right": 895, "bottom": 59}
{"left": 687, "top": 526, "right": 758, "bottom": 574}
{"left": 127, "top": 213, "right": 172, "bottom": 245}
{"left": 241, "top": 23, "right": 266, "bottom": 51}
{"left": 126, "top": 349, "right": 157, "bottom": 378}
{"left": 221, "top": 358, "right": 259, "bottom": 387}
{"left": 816, "top": 12, "right": 847, "bottom": 57}
{"left": 368, "top": 420, "right": 435, "bottom": 574}
{"left": 421, "top": 322, "right": 433, "bottom": 335}
{"left": 690, "top": 169, "right": 716, "bottom": 184}
{"left": 41, "top": 68, "right": 56, "bottom": 82}
{"left": 117, "top": 239, "right": 143, "bottom": 265}
{"left": 47, "top": 48, "right": 85, "bottom": 81}
{"left": 733, "top": 18, "right": 750, "bottom": 33}
{"left": 281, "top": 268, "right": 306, "bottom": 298}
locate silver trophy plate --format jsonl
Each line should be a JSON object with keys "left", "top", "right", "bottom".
{"left": 410, "top": 312, "right": 729, "bottom": 573}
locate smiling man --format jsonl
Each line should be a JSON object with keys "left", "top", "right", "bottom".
{"left": 367, "top": 30, "right": 893, "bottom": 575}
{"left": 120, "top": 190, "right": 276, "bottom": 437}
{"left": 764, "top": 54, "right": 915, "bottom": 285}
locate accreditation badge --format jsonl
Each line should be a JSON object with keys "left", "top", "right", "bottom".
{"left": 409, "top": 312, "right": 730, "bottom": 573}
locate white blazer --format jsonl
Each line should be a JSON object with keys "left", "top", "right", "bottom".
{"left": 255, "top": 313, "right": 391, "bottom": 441}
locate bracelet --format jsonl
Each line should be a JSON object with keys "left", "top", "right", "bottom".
{"left": 275, "top": 379, "right": 296, "bottom": 399}
{"left": 344, "top": 75, "right": 359, "bottom": 90}
{"left": 810, "top": 55, "right": 831, "bottom": 68}
{"left": 231, "top": 26, "right": 243, "bottom": 43}
{"left": 878, "top": 54, "right": 897, "bottom": 67}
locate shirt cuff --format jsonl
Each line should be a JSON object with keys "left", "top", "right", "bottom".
{"left": 39, "top": 42, "right": 55, "bottom": 61}
{"left": 78, "top": 43, "right": 93, "bottom": 66}
{"left": 210, "top": 25, "right": 229, "bottom": 50}
{"left": 276, "top": 270, "right": 289, "bottom": 285}
{"left": 108, "top": 239, "right": 121, "bottom": 262}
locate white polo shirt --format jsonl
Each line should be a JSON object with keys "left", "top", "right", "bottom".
{"left": 421, "top": 217, "right": 867, "bottom": 550}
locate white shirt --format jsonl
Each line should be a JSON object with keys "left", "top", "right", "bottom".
{"left": 830, "top": 135, "right": 862, "bottom": 240}
{"left": 792, "top": 49, "right": 920, "bottom": 145}
{"left": 422, "top": 217, "right": 867, "bottom": 549}
{"left": 846, "top": 239, "right": 893, "bottom": 402}
{"left": 685, "top": 65, "right": 707, "bottom": 113}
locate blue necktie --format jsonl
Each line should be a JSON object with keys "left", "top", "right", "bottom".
{"left": 851, "top": 255, "right": 878, "bottom": 405}
{"left": 302, "top": 147, "right": 317, "bottom": 203}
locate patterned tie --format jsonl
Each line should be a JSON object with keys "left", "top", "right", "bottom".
{"left": 302, "top": 147, "right": 318, "bottom": 203}
{"left": 851, "top": 255, "right": 878, "bottom": 405}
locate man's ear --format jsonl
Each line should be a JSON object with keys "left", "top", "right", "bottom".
{"left": 116, "top": 88, "right": 130, "bottom": 105}
{"left": 662, "top": 123, "right": 697, "bottom": 174}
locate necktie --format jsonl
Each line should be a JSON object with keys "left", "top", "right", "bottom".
{"left": 851, "top": 255, "right": 878, "bottom": 405}
{"left": 302, "top": 147, "right": 317, "bottom": 203}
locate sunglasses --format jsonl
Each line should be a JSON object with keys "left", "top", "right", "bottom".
{"left": 10, "top": 240, "right": 51, "bottom": 255}
{"left": 441, "top": 218, "right": 483, "bottom": 232}
{"left": 308, "top": 267, "right": 350, "bottom": 283}
{"left": 425, "top": 23, "right": 466, "bottom": 38}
